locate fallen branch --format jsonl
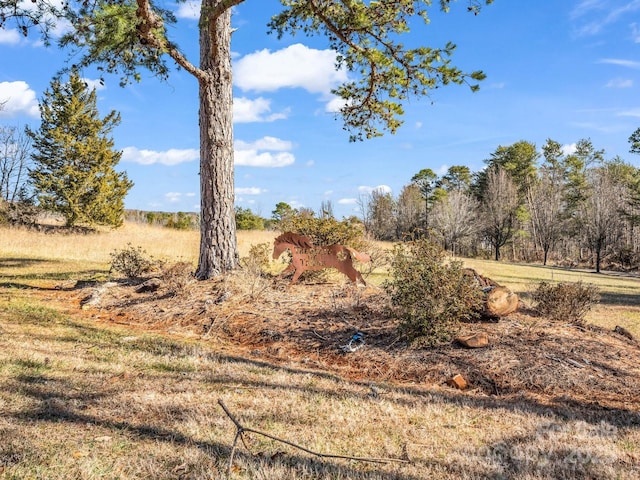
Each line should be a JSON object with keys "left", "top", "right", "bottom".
{"left": 217, "top": 399, "right": 409, "bottom": 477}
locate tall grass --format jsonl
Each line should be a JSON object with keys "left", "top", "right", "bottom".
{"left": 0, "top": 222, "right": 278, "bottom": 274}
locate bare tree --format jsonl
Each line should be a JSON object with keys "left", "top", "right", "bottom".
{"left": 0, "top": 125, "right": 32, "bottom": 203}
{"left": 431, "top": 190, "right": 479, "bottom": 255}
{"left": 396, "top": 183, "right": 424, "bottom": 238}
{"left": 579, "top": 168, "right": 625, "bottom": 273}
{"left": 360, "top": 188, "right": 396, "bottom": 240}
{"left": 480, "top": 166, "right": 519, "bottom": 261}
{"left": 526, "top": 174, "right": 565, "bottom": 265}
{"left": 319, "top": 199, "right": 334, "bottom": 219}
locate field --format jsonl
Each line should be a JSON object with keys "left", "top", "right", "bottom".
{"left": 1, "top": 223, "right": 639, "bottom": 479}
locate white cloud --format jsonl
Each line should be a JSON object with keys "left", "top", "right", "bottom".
{"left": 325, "top": 96, "right": 347, "bottom": 113}
{"left": 598, "top": 58, "right": 640, "bottom": 69}
{"left": 632, "top": 22, "right": 640, "bottom": 42}
{"left": 236, "top": 136, "right": 293, "bottom": 151}
{"left": 0, "top": 29, "right": 21, "bottom": 45}
{"left": 164, "top": 192, "right": 196, "bottom": 203}
{"left": 122, "top": 146, "right": 199, "bottom": 165}
{"left": 235, "top": 136, "right": 295, "bottom": 167}
{"left": 571, "top": 0, "right": 640, "bottom": 36}
{"left": 122, "top": 137, "right": 296, "bottom": 168}
{"left": 234, "top": 43, "right": 348, "bottom": 96}
{"left": 0, "top": 81, "right": 39, "bottom": 117}
{"left": 236, "top": 187, "right": 267, "bottom": 195}
{"left": 358, "top": 185, "right": 392, "bottom": 194}
{"left": 562, "top": 143, "right": 577, "bottom": 156}
{"left": 81, "top": 77, "right": 106, "bottom": 91}
{"left": 235, "top": 150, "right": 295, "bottom": 167}
{"left": 175, "top": 0, "right": 201, "bottom": 19}
{"left": 618, "top": 108, "right": 640, "bottom": 117}
{"left": 234, "top": 96, "right": 289, "bottom": 123}
{"left": 338, "top": 198, "right": 357, "bottom": 205}
{"left": 288, "top": 200, "right": 305, "bottom": 209}
{"left": 165, "top": 192, "right": 182, "bottom": 203}
{"left": 605, "top": 78, "right": 633, "bottom": 88}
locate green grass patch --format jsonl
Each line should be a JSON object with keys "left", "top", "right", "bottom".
{"left": 0, "top": 299, "right": 65, "bottom": 325}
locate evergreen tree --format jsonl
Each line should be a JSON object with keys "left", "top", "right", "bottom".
{"left": 27, "top": 71, "right": 132, "bottom": 227}
{"left": 0, "top": 0, "right": 493, "bottom": 279}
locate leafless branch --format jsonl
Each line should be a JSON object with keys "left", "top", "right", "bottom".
{"left": 217, "top": 399, "right": 409, "bottom": 478}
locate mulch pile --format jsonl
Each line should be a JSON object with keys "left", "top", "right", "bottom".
{"left": 51, "top": 269, "right": 640, "bottom": 415}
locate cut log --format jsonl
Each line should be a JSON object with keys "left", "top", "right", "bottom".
{"left": 463, "top": 268, "right": 500, "bottom": 288}
{"left": 485, "top": 286, "right": 519, "bottom": 317}
{"left": 463, "top": 268, "right": 518, "bottom": 318}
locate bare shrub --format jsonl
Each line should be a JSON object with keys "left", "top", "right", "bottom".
{"left": 238, "top": 242, "right": 273, "bottom": 300}
{"left": 384, "top": 239, "right": 484, "bottom": 346}
{"left": 109, "top": 243, "right": 155, "bottom": 278}
{"left": 0, "top": 200, "right": 40, "bottom": 226}
{"left": 532, "top": 281, "right": 600, "bottom": 324}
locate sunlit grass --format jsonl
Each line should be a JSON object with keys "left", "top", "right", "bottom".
{"left": 1, "top": 291, "right": 638, "bottom": 479}
{"left": 1, "top": 223, "right": 640, "bottom": 478}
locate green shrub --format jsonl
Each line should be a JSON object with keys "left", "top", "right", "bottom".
{"left": 236, "top": 207, "right": 265, "bottom": 230}
{"left": 384, "top": 239, "right": 484, "bottom": 346}
{"left": 110, "top": 243, "right": 155, "bottom": 278}
{"left": 532, "top": 281, "right": 600, "bottom": 324}
{"left": 280, "top": 215, "right": 365, "bottom": 249}
{"left": 165, "top": 212, "right": 195, "bottom": 230}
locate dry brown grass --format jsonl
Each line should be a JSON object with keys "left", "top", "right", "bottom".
{"left": 0, "top": 222, "right": 279, "bottom": 266}
{"left": 1, "top": 295, "right": 639, "bottom": 479}
{"left": 1, "top": 224, "right": 640, "bottom": 479}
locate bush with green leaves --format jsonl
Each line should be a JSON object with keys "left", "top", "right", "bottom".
{"left": 280, "top": 214, "right": 365, "bottom": 249}
{"left": 109, "top": 243, "right": 155, "bottom": 278}
{"left": 532, "top": 281, "right": 600, "bottom": 324}
{"left": 384, "top": 239, "right": 485, "bottom": 346}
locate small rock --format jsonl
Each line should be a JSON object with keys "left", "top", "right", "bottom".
{"left": 448, "top": 373, "right": 468, "bottom": 390}
{"left": 455, "top": 333, "right": 489, "bottom": 348}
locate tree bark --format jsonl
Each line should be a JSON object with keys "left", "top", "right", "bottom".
{"left": 195, "top": 3, "right": 238, "bottom": 279}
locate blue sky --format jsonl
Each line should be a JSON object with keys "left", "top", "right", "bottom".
{"left": 1, "top": 0, "right": 640, "bottom": 220}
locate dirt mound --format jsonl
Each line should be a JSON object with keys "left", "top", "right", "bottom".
{"left": 53, "top": 272, "right": 640, "bottom": 413}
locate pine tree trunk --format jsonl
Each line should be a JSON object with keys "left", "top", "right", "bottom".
{"left": 195, "top": 4, "right": 238, "bottom": 279}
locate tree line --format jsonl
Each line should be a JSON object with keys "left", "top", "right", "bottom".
{"left": 360, "top": 137, "right": 640, "bottom": 273}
